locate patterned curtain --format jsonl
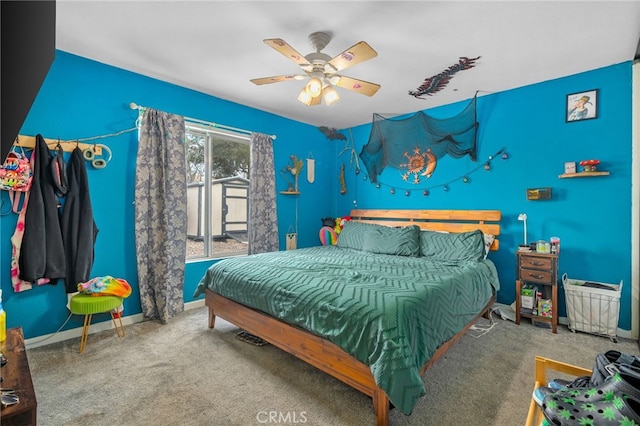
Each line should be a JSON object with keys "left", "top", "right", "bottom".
{"left": 248, "top": 133, "right": 278, "bottom": 254}
{"left": 135, "top": 109, "right": 187, "bottom": 323}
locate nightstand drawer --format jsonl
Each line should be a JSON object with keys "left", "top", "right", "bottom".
{"left": 519, "top": 255, "right": 553, "bottom": 270}
{"left": 520, "top": 267, "right": 553, "bottom": 284}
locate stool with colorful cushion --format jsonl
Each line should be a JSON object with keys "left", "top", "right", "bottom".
{"left": 69, "top": 294, "right": 125, "bottom": 353}
{"left": 70, "top": 276, "right": 132, "bottom": 353}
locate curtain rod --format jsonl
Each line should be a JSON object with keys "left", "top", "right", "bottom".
{"left": 129, "top": 102, "right": 276, "bottom": 140}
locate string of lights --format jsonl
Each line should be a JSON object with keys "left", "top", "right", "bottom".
{"left": 360, "top": 147, "right": 508, "bottom": 196}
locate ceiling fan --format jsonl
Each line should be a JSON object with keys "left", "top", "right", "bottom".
{"left": 250, "top": 31, "right": 380, "bottom": 106}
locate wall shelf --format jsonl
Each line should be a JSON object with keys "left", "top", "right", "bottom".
{"left": 280, "top": 191, "right": 300, "bottom": 195}
{"left": 558, "top": 171, "right": 610, "bottom": 179}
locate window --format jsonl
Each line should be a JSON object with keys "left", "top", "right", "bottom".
{"left": 185, "top": 123, "right": 250, "bottom": 260}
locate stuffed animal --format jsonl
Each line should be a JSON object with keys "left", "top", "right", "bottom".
{"left": 319, "top": 226, "right": 338, "bottom": 246}
{"left": 321, "top": 217, "right": 336, "bottom": 228}
{"left": 319, "top": 216, "right": 352, "bottom": 245}
{"left": 319, "top": 217, "right": 337, "bottom": 245}
{"left": 334, "top": 216, "right": 352, "bottom": 234}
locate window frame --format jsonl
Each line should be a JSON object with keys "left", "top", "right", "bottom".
{"left": 185, "top": 122, "right": 251, "bottom": 261}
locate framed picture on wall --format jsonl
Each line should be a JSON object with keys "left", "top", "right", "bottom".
{"left": 566, "top": 89, "right": 598, "bottom": 122}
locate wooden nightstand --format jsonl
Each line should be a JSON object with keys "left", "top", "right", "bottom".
{"left": 515, "top": 251, "right": 559, "bottom": 333}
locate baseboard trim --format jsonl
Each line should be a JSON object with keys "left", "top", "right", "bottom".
{"left": 25, "top": 299, "right": 206, "bottom": 350}
{"left": 558, "top": 316, "right": 633, "bottom": 340}
{"left": 25, "top": 299, "right": 632, "bottom": 350}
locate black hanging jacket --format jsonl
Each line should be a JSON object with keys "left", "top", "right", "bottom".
{"left": 60, "top": 147, "right": 98, "bottom": 293}
{"left": 20, "top": 134, "right": 66, "bottom": 282}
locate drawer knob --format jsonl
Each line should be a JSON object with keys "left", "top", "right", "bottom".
{"left": 527, "top": 261, "right": 544, "bottom": 266}
{"left": 527, "top": 273, "right": 545, "bottom": 279}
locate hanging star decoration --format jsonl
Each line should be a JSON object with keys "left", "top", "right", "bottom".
{"left": 399, "top": 147, "right": 437, "bottom": 184}
{"left": 408, "top": 56, "right": 481, "bottom": 99}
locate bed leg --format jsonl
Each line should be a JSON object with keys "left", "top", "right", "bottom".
{"left": 372, "top": 388, "right": 389, "bottom": 426}
{"left": 482, "top": 298, "right": 495, "bottom": 319}
{"left": 208, "top": 307, "right": 216, "bottom": 329}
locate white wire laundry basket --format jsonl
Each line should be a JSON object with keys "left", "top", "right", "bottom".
{"left": 562, "top": 273, "right": 622, "bottom": 342}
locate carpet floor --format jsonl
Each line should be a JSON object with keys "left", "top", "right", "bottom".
{"left": 25, "top": 305, "right": 639, "bottom": 425}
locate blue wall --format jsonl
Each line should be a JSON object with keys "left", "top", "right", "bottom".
{"left": 0, "top": 51, "right": 633, "bottom": 339}
{"left": 0, "top": 51, "right": 336, "bottom": 339}
{"left": 339, "top": 62, "right": 633, "bottom": 330}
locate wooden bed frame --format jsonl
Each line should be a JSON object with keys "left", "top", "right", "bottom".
{"left": 205, "top": 209, "right": 501, "bottom": 425}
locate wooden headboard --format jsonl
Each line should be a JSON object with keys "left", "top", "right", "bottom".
{"left": 349, "top": 209, "right": 502, "bottom": 250}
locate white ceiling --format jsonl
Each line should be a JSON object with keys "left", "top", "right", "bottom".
{"left": 56, "top": 1, "right": 640, "bottom": 129}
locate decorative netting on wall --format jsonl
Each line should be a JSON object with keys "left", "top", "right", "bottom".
{"left": 359, "top": 95, "right": 477, "bottom": 183}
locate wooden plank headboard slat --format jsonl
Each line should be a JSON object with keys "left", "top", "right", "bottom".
{"left": 350, "top": 209, "right": 501, "bottom": 222}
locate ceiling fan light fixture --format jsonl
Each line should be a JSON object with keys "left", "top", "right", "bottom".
{"left": 322, "top": 85, "right": 340, "bottom": 106}
{"left": 297, "top": 87, "right": 314, "bottom": 105}
{"left": 297, "top": 87, "right": 321, "bottom": 106}
{"left": 305, "top": 77, "right": 323, "bottom": 98}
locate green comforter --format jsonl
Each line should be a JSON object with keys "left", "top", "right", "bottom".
{"left": 194, "top": 245, "right": 500, "bottom": 414}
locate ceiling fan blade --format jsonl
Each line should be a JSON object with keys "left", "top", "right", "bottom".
{"left": 250, "top": 75, "right": 306, "bottom": 85}
{"left": 334, "top": 76, "right": 381, "bottom": 97}
{"left": 326, "top": 41, "right": 377, "bottom": 72}
{"left": 264, "top": 38, "right": 312, "bottom": 70}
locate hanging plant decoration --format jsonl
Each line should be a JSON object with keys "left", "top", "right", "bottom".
{"left": 399, "top": 147, "right": 437, "bottom": 184}
{"left": 280, "top": 155, "right": 304, "bottom": 192}
{"left": 339, "top": 163, "right": 347, "bottom": 195}
{"left": 408, "top": 56, "right": 481, "bottom": 99}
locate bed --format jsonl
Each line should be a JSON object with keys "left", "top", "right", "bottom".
{"left": 194, "top": 209, "right": 501, "bottom": 425}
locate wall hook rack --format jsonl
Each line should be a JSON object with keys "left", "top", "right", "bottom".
{"left": 15, "top": 135, "right": 103, "bottom": 155}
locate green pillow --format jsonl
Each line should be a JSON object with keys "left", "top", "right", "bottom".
{"left": 337, "top": 222, "right": 421, "bottom": 257}
{"left": 336, "top": 221, "right": 373, "bottom": 250}
{"left": 420, "top": 229, "right": 485, "bottom": 261}
{"left": 362, "top": 224, "right": 421, "bottom": 257}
